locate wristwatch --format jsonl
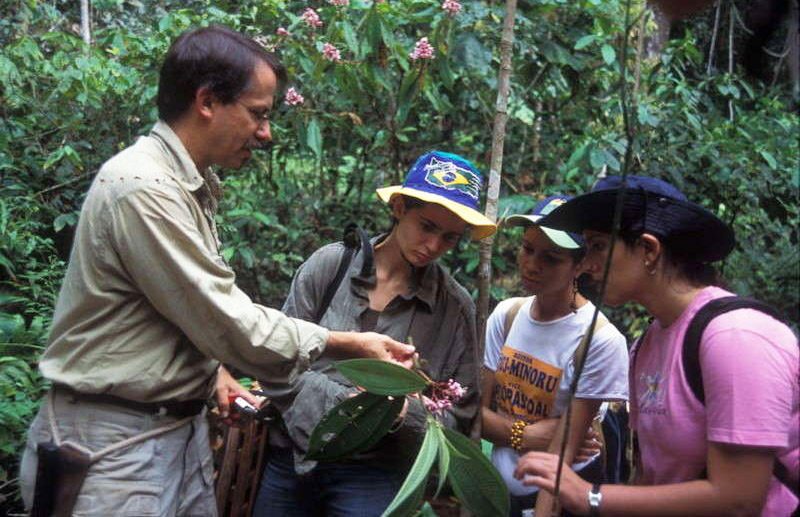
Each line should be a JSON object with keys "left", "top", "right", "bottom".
{"left": 588, "top": 483, "right": 602, "bottom": 516}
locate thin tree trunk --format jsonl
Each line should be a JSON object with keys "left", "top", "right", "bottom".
{"left": 707, "top": 0, "right": 722, "bottom": 74}
{"left": 647, "top": 4, "right": 671, "bottom": 58}
{"left": 633, "top": 9, "right": 647, "bottom": 99}
{"left": 533, "top": 100, "right": 544, "bottom": 190}
{"left": 787, "top": 0, "right": 799, "bottom": 104}
{"left": 477, "top": 0, "right": 518, "bottom": 346}
{"left": 80, "top": 0, "right": 91, "bottom": 46}
{"left": 728, "top": 0, "right": 735, "bottom": 122}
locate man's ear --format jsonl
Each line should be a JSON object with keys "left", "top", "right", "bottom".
{"left": 194, "top": 86, "right": 216, "bottom": 120}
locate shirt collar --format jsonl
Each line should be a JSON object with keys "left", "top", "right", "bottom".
{"left": 150, "top": 120, "right": 208, "bottom": 193}
{"left": 351, "top": 234, "right": 439, "bottom": 312}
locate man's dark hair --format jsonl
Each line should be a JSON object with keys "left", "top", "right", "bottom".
{"left": 157, "top": 25, "right": 288, "bottom": 123}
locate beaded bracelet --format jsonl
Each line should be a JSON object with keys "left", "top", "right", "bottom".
{"left": 510, "top": 420, "right": 526, "bottom": 452}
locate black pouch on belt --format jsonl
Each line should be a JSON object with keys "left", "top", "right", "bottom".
{"left": 30, "top": 441, "right": 92, "bottom": 517}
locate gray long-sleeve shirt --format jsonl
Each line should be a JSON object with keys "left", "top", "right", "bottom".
{"left": 262, "top": 238, "right": 481, "bottom": 473}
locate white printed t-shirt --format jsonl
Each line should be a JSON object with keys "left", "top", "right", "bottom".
{"left": 484, "top": 297, "right": 629, "bottom": 496}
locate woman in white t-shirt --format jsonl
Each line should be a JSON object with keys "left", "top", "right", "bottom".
{"left": 481, "top": 195, "right": 629, "bottom": 517}
{"left": 514, "top": 176, "right": 798, "bottom": 517}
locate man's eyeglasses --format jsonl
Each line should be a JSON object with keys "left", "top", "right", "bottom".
{"left": 237, "top": 101, "right": 271, "bottom": 127}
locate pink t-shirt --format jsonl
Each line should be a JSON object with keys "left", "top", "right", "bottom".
{"left": 630, "top": 286, "right": 799, "bottom": 516}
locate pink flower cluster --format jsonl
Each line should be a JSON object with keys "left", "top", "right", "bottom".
{"left": 322, "top": 42, "right": 341, "bottom": 62}
{"left": 276, "top": 27, "right": 290, "bottom": 37}
{"left": 284, "top": 87, "right": 305, "bottom": 106}
{"left": 328, "top": 0, "right": 350, "bottom": 5}
{"left": 409, "top": 37, "right": 435, "bottom": 61}
{"left": 441, "top": 0, "right": 462, "bottom": 16}
{"left": 423, "top": 379, "right": 466, "bottom": 415}
{"left": 302, "top": 8, "right": 323, "bottom": 28}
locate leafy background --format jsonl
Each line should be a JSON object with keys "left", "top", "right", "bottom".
{"left": 1, "top": 0, "right": 797, "bottom": 511}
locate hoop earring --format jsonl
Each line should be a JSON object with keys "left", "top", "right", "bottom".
{"left": 644, "top": 261, "right": 656, "bottom": 276}
{"left": 570, "top": 277, "right": 579, "bottom": 312}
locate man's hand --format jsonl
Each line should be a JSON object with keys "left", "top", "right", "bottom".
{"left": 215, "top": 364, "right": 265, "bottom": 419}
{"left": 326, "top": 331, "right": 416, "bottom": 368}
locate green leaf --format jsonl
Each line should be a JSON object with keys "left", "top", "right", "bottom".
{"left": 53, "top": 212, "right": 77, "bottom": 232}
{"left": 220, "top": 247, "right": 235, "bottom": 262}
{"left": 371, "top": 129, "right": 390, "bottom": 150}
{"left": 589, "top": 148, "right": 605, "bottom": 169}
{"left": 433, "top": 423, "right": 450, "bottom": 497}
{"left": 239, "top": 247, "right": 255, "bottom": 268}
{"left": 306, "top": 392, "right": 404, "bottom": 461}
{"left": 342, "top": 21, "right": 359, "bottom": 56}
{"left": 251, "top": 212, "right": 274, "bottom": 227}
{"left": 306, "top": 118, "right": 323, "bottom": 160}
{"left": 0, "top": 312, "right": 25, "bottom": 341}
{"left": 759, "top": 150, "right": 777, "bottom": 169}
{"left": 417, "top": 502, "right": 438, "bottom": 517}
{"left": 335, "top": 359, "right": 428, "bottom": 395}
{"left": 574, "top": 35, "right": 596, "bottom": 50}
{"left": 443, "top": 427, "right": 509, "bottom": 517}
{"left": 601, "top": 44, "right": 616, "bottom": 65}
{"left": 566, "top": 142, "right": 590, "bottom": 169}
{"left": 381, "top": 422, "right": 439, "bottom": 517}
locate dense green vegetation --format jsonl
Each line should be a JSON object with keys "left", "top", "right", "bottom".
{"left": 1, "top": 0, "right": 796, "bottom": 511}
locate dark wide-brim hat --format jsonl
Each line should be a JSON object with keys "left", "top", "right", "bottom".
{"left": 539, "top": 175, "right": 735, "bottom": 263}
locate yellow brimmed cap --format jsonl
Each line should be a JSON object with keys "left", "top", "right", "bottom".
{"left": 376, "top": 151, "right": 497, "bottom": 240}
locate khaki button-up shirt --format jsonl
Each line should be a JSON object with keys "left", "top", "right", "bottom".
{"left": 40, "top": 121, "right": 328, "bottom": 402}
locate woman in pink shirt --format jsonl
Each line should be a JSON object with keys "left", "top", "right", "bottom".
{"left": 514, "top": 175, "right": 798, "bottom": 516}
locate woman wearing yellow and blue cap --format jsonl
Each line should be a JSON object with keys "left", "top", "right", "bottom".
{"left": 481, "top": 195, "right": 629, "bottom": 517}
{"left": 254, "top": 151, "right": 496, "bottom": 517}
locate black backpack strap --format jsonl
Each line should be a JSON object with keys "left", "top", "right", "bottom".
{"left": 313, "top": 224, "right": 372, "bottom": 324}
{"left": 683, "top": 296, "right": 798, "bottom": 498}
{"left": 682, "top": 296, "right": 785, "bottom": 405}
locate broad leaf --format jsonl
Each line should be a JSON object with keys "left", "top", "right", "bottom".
{"left": 306, "top": 392, "right": 404, "bottom": 461}
{"left": 335, "top": 359, "right": 428, "bottom": 395}
{"left": 381, "top": 422, "right": 439, "bottom": 517}
{"left": 443, "top": 427, "right": 509, "bottom": 517}
{"left": 601, "top": 43, "right": 616, "bottom": 65}
{"left": 759, "top": 150, "right": 777, "bottom": 169}
{"left": 306, "top": 117, "right": 323, "bottom": 160}
{"left": 433, "top": 423, "right": 450, "bottom": 497}
{"left": 574, "top": 34, "right": 596, "bottom": 50}
{"left": 417, "top": 502, "right": 438, "bottom": 517}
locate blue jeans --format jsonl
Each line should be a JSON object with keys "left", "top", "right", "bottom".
{"left": 253, "top": 448, "right": 404, "bottom": 517}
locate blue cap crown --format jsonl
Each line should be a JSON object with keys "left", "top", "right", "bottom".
{"left": 531, "top": 195, "right": 571, "bottom": 217}
{"left": 404, "top": 151, "right": 484, "bottom": 211}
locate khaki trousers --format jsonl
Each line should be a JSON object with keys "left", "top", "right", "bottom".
{"left": 20, "top": 388, "right": 218, "bottom": 516}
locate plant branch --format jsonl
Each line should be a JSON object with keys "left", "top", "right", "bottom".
{"left": 34, "top": 171, "right": 94, "bottom": 198}
{"left": 477, "top": 0, "right": 518, "bottom": 346}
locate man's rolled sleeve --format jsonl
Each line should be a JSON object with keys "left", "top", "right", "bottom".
{"left": 109, "top": 184, "right": 328, "bottom": 383}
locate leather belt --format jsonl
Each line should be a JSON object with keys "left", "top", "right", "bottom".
{"left": 53, "top": 384, "right": 206, "bottom": 418}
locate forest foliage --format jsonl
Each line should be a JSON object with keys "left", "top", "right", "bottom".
{"left": 0, "top": 0, "right": 797, "bottom": 509}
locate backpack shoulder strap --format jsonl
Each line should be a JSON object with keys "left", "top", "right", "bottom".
{"left": 682, "top": 296, "right": 785, "bottom": 405}
{"left": 313, "top": 224, "right": 370, "bottom": 324}
{"left": 572, "top": 312, "right": 610, "bottom": 365}
{"left": 502, "top": 297, "right": 529, "bottom": 343}
{"left": 682, "top": 296, "right": 798, "bottom": 497}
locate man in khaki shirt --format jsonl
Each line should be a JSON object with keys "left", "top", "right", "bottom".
{"left": 20, "top": 25, "right": 413, "bottom": 516}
